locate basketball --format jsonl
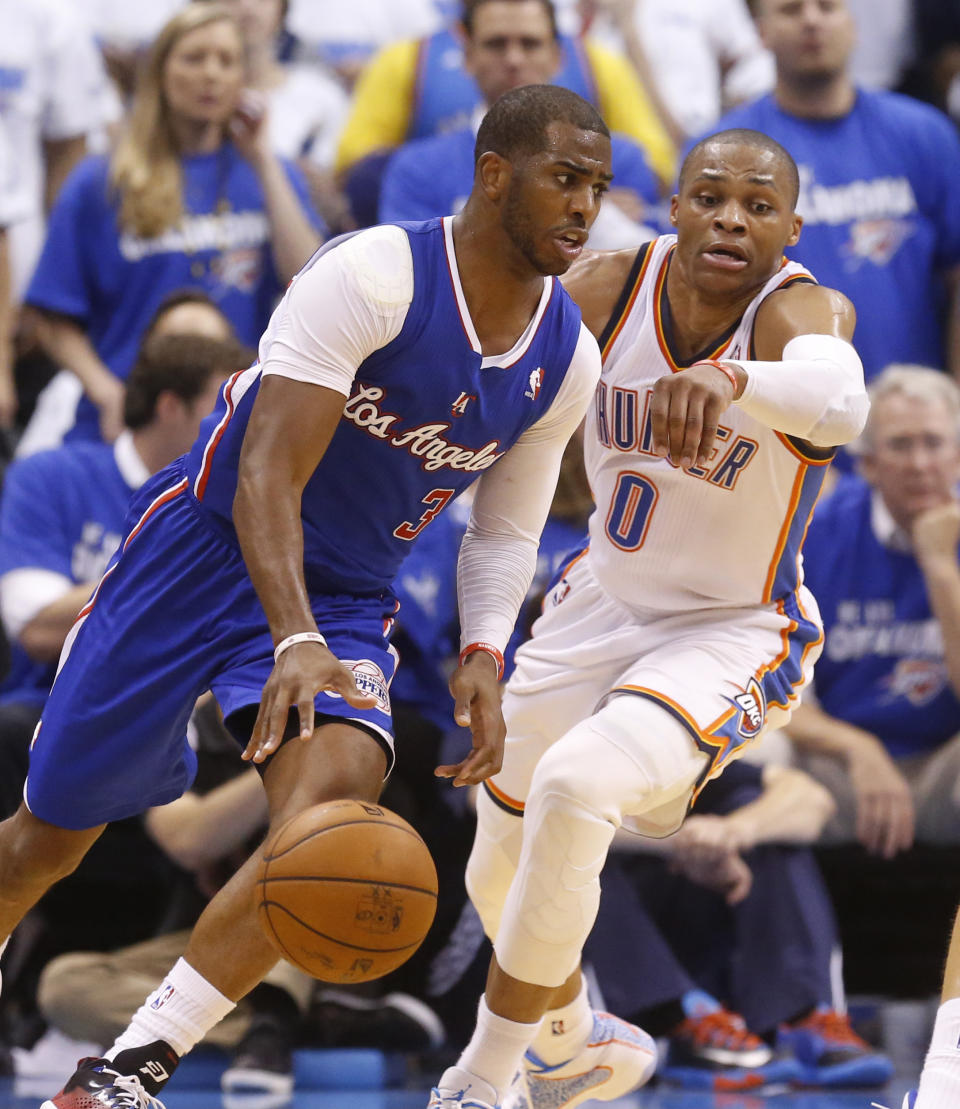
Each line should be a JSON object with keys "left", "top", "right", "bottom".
{"left": 255, "top": 799, "right": 439, "bottom": 984}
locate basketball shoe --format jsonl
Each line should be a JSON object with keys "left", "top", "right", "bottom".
{"left": 427, "top": 1075, "right": 499, "bottom": 1108}
{"left": 503, "top": 1011, "right": 657, "bottom": 1109}
{"left": 777, "top": 1006, "right": 894, "bottom": 1087}
{"left": 40, "top": 1058, "right": 167, "bottom": 1108}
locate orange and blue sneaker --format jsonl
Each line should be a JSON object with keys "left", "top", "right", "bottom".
{"left": 777, "top": 1006, "right": 894, "bottom": 1088}
{"left": 504, "top": 1011, "right": 657, "bottom": 1109}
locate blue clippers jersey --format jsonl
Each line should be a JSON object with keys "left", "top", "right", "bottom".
{"left": 706, "top": 90, "right": 960, "bottom": 380}
{"left": 803, "top": 475, "right": 960, "bottom": 757}
{"left": 184, "top": 219, "right": 583, "bottom": 594}
{"left": 0, "top": 442, "right": 135, "bottom": 704}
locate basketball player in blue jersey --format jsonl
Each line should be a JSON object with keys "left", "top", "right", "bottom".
{"left": 427, "top": 128, "right": 869, "bottom": 1109}
{"left": 0, "top": 84, "right": 612, "bottom": 1109}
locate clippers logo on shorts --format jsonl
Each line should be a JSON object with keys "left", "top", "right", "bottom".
{"left": 728, "top": 676, "right": 766, "bottom": 739}
{"left": 526, "top": 367, "right": 543, "bottom": 400}
{"left": 326, "top": 660, "right": 391, "bottom": 713}
{"left": 150, "top": 984, "right": 175, "bottom": 1010}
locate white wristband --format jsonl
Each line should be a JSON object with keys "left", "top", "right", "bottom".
{"left": 274, "top": 632, "right": 327, "bottom": 662}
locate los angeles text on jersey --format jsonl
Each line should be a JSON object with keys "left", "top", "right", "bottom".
{"left": 343, "top": 383, "right": 505, "bottom": 472}
{"left": 594, "top": 383, "right": 758, "bottom": 490}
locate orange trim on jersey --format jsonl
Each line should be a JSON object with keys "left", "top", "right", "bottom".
{"left": 751, "top": 597, "right": 823, "bottom": 713}
{"left": 485, "top": 778, "right": 525, "bottom": 814}
{"left": 601, "top": 247, "right": 655, "bottom": 361}
{"left": 762, "top": 464, "right": 806, "bottom": 604}
{"left": 652, "top": 248, "right": 735, "bottom": 372}
{"left": 194, "top": 370, "right": 244, "bottom": 500}
{"left": 774, "top": 431, "right": 834, "bottom": 466}
{"left": 614, "top": 684, "right": 737, "bottom": 764}
{"left": 73, "top": 563, "right": 118, "bottom": 625}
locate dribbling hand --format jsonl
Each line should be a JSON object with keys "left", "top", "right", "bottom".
{"left": 436, "top": 651, "right": 505, "bottom": 787}
{"left": 244, "top": 641, "right": 378, "bottom": 764}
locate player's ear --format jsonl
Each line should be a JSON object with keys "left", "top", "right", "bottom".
{"left": 669, "top": 194, "right": 679, "bottom": 226}
{"left": 476, "top": 150, "right": 511, "bottom": 201}
{"left": 786, "top": 213, "right": 802, "bottom": 247}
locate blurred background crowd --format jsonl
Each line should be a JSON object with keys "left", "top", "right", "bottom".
{"left": 2, "top": 0, "right": 960, "bottom": 1101}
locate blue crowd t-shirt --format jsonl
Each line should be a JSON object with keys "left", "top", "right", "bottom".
{"left": 0, "top": 441, "right": 136, "bottom": 705}
{"left": 25, "top": 145, "right": 321, "bottom": 439}
{"left": 802, "top": 474, "right": 960, "bottom": 757}
{"left": 704, "top": 90, "right": 960, "bottom": 380}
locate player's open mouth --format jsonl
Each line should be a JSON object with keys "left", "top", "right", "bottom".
{"left": 555, "top": 229, "right": 587, "bottom": 260}
{"left": 702, "top": 244, "right": 749, "bottom": 270}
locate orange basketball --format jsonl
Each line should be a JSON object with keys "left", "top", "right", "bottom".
{"left": 255, "top": 799, "right": 438, "bottom": 984}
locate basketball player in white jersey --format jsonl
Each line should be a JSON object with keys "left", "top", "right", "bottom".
{"left": 428, "top": 128, "right": 868, "bottom": 1109}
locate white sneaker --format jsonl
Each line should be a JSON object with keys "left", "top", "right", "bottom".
{"left": 427, "top": 1073, "right": 499, "bottom": 1108}
{"left": 505, "top": 1011, "right": 657, "bottom": 1109}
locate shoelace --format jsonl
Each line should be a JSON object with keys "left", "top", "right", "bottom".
{"left": 683, "top": 1009, "right": 765, "bottom": 1051}
{"left": 798, "top": 1009, "right": 868, "bottom": 1047}
{"left": 100, "top": 1069, "right": 166, "bottom": 1109}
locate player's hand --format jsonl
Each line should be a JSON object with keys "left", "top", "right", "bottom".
{"left": 244, "top": 642, "right": 378, "bottom": 764}
{"left": 847, "top": 736, "right": 915, "bottom": 858}
{"left": 912, "top": 500, "right": 960, "bottom": 568}
{"left": 436, "top": 651, "right": 505, "bottom": 786}
{"left": 649, "top": 361, "right": 740, "bottom": 471}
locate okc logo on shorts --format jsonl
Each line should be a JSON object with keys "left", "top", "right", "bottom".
{"left": 728, "top": 676, "right": 766, "bottom": 739}
{"left": 150, "top": 984, "right": 175, "bottom": 1010}
{"left": 328, "top": 660, "right": 391, "bottom": 713}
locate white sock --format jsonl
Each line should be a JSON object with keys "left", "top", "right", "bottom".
{"left": 440, "top": 996, "right": 541, "bottom": 1101}
{"left": 529, "top": 976, "right": 593, "bottom": 1065}
{"left": 916, "top": 997, "right": 960, "bottom": 1109}
{"left": 107, "top": 958, "right": 236, "bottom": 1059}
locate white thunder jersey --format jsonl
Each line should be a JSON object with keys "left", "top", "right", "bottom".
{"left": 586, "top": 234, "right": 828, "bottom": 614}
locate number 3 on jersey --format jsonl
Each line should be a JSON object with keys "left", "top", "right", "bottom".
{"left": 605, "top": 472, "right": 658, "bottom": 550}
{"left": 394, "top": 489, "right": 455, "bottom": 541}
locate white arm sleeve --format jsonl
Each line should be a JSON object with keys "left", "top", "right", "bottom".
{"left": 0, "top": 568, "right": 73, "bottom": 638}
{"left": 457, "top": 323, "right": 601, "bottom": 654}
{"left": 260, "top": 225, "right": 413, "bottom": 395}
{"left": 727, "top": 333, "right": 869, "bottom": 448}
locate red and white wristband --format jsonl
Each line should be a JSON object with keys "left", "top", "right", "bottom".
{"left": 459, "top": 641, "right": 505, "bottom": 680}
{"left": 274, "top": 631, "right": 327, "bottom": 663}
{"left": 695, "top": 358, "right": 739, "bottom": 394}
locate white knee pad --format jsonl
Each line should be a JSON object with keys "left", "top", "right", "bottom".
{"left": 492, "top": 694, "right": 707, "bottom": 987}
{"left": 465, "top": 785, "right": 525, "bottom": 942}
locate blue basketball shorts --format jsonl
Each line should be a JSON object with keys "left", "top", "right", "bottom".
{"left": 26, "top": 463, "right": 401, "bottom": 830}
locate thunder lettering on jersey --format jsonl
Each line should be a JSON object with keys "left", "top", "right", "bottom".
{"left": 185, "top": 218, "right": 581, "bottom": 594}
{"left": 408, "top": 28, "right": 597, "bottom": 141}
{"left": 587, "top": 234, "right": 827, "bottom": 614}
{"left": 803, "top": 476, "right": 960, "bottom": 758}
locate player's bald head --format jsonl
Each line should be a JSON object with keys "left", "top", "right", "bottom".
{"left": 680, "top": 130, "right": 800, "bottom": 208}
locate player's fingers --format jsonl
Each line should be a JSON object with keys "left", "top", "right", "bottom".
{"left": 668, "top": 392, "right": 689, "bottom": 465}
{"left": 679, "top": 396, "right": 705, "bottom": 470}
{"left": 297, "top": 698, "right": 315, "bottom": 740}
{"left": 434, "top": 761, "right": 463, "bottom": 779}
{"left": 452, "top": 685, "right": 473, "bottom": 728}
{"left": 696, "top": 403, "right": 721, "bottom": 469}
{"left": 649, "top": 382, "right": 671, "bottom": 458}
{"left": 333, "top": 667, "right": 379, "bottom": 709}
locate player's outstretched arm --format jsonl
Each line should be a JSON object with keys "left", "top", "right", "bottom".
{"left": 235, "top": 375, "right": 377, "bottom": 763}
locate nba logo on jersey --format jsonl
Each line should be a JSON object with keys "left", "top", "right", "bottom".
{"left": 451, "top": 391, "right": 475, "bottom": 416}
{"left": 730, "top": 677, "right": 766, "bottom": 739}
{"left": 525, "top": 367, "right": 543, "bottom": 400}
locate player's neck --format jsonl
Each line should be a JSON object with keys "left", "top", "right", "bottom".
{"left": 773, "top": 72, "right": 856, "bottom": 120}
{"left": 664, "top": 263, "right": 758, "bottom": 364}
{"left": 451, "top": 213, "right": 547, "bottom": 356}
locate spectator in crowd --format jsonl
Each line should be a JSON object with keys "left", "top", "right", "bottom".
{"left": 219, "top": 0, "right": 352, "bottom": 231}
{"left": 608, "top": 761, "right": 892, "bottom": 1090}
{"left": 786, "top": 366, "right": 960, "bottom": 857}
{"left": 0, "top": 0, "right": 118, "bottom": 300}
{"left": 23, "top": 3, "right": 321, "bottom": 446}
{"left": 904, "top": 1, "right": 960, "bottom": 125}
{"left": 576, "top": 0, "right": 774, "bottom": 145}
{"left": 336, "top": 0, "right": 674, "bottom": 226}
{"left": 703, "top": 0, "right": 960, "bottom": 384}
{"left": 379, "top": 0, "right": 659, "bottom": 249}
